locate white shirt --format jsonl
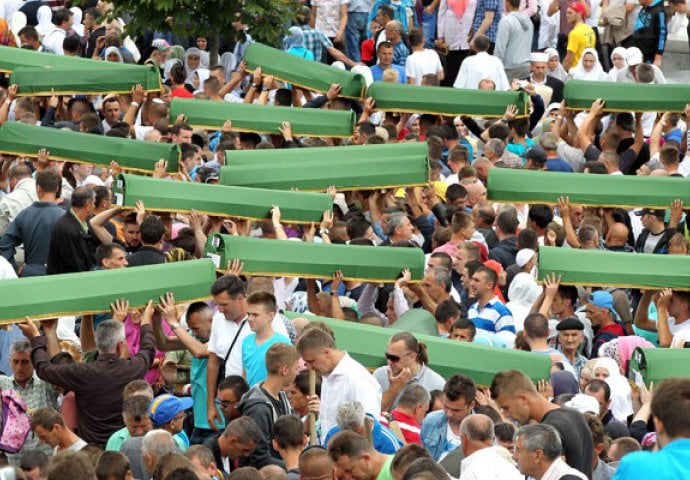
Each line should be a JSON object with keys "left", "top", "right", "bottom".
{"left": 42, "top": 27, "right": 67, "bottom": 55}
{"left": 438, "top": 0, "right": 478, "bottom": 51}
{"left": 405, "top": 49, "right": 443, "bottom": 85}
{"left": 0, "top": 256, "right": 17, "bottom": 280}
{"left": 319, "top": 352, "right": 382, "bottom": 443}
{"left": 0, "top": 177, "right": 37, "bottom": 235}
{"left": 453, "top": 52, "right": 509, "bottom": 91}
{"left": 460, "top": 446, "right": 523, "bottom": 480}
{"left": 208, "top": 311, "right": 289, "bottom": 378}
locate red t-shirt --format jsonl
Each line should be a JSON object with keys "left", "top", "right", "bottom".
{"left": 171, "top": 86, "right": 194, "bottom": 99}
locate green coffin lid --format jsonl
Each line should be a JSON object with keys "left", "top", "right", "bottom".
{"left": 204, "top": 234, "right": 425, "bottom": 283}
{"left": 0, "top": 122, "right": 180, "bottom": 173}
{"left": 284, "top": 312, "right": 551, "bottom": 385}
{"left": 564, "top": 80, "right": 690, "bottom": 112}
{"left": 0, "top": 259, "right": 216, "bottom": 324}
{"left": 221, "top": 142, "right": 429, "bottom": 191}
{"left": 537, "top": 247, "right": 690, "bottom": 290}
{"left": 393, "top": 308, "right": 439, "bottom": 336}
{"left": 243, "top": 43, "right": 366, "bottom": 99}
{"left": 11, "top": 64, "right": 162, "bottom": 96}
{"left": 368, "top": 82, "right": 530, "bottom": 117}
{"left": 628, "top": 347, "right": 690, "bottom": 387}
{"left": 486, "top": 168, "right": 690, "bottom": 208}
{"left": 112, "top": 174, "right": 332, "bottom": 224}
{"left": 170, "top": 98, "right": 355, "bottom": 138}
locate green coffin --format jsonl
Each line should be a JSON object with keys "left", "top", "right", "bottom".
{"left": 243, "top": 43, "right": 366, "bottom": 99}
{"left": 0, "top": 45, "right": 100, "bottom": 72}
{"left": 0, "top": 260, "right": 216, "bottom": 324}
{"left": 112, "top": 174, "right": 332, "bottom": 224}
{"left": 564, "top": 80, "right": 690, "bottom": 112}
{"left": 486, "top": 168, "right": 690, "bottom": 208}
{"left": 170, "top": 98, "right": 355, "bottom": 138}
{"left": 284, "top": 312, "right": 551, "bottom": 385}
{"left": 628, "top": 347, "right": 690, "bottom": 387}
{"left": 537, "top": 247, "right": 690, "bottom": 290}
{"left": 204, "top": 234, "right": 425, "bottom": 282}
{"left": 368, "top": 82, "right": 530, "bottom": 117}
{"left": 0, "top": 122, "right": 180, "bottom": 174}
{"left": 11, "top": 65, "right": 162, "bottom": 96}
{"left": 393, "top": 308, "right": 439, "bottom": 336}
{"left": 221, "top": 143, "right": 429, "bottom": 191}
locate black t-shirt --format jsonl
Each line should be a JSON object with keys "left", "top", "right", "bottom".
{"left": 542, "top": 407, "right": 594, "bottom": 479}
{"left": 618, "top": 137, "right": 650, "bottom": 174}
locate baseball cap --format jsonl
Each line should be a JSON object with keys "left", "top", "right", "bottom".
{"left": 525, "top": 145, "right": 547, "bottom": 164}
{"left": 634, "top": 208, "right": 665, "bottom": 218}
{"left": 588, "top": 290, "right": 614, "bottom": 313}
{"left": 515, "top": 248, "right": 536, "bottom": 268}
{"left": 625, "top": 47, "right": 643, "bottom": 67}
{"left": 149, "top": 394, "right": 194, "bottom": 425}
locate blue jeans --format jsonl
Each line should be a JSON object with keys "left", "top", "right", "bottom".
{"left": 345, "top": 11, "right": 369, "bottom": 62}
{"left": 421, "top": 10, "right": 437, "bottom": 49}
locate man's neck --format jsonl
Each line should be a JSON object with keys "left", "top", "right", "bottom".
{"left": 13, "top": 377, "right": 29, "bottom": 389}
{"left": 464, "top": 441, "right": 492, "bottom": 458}
{"left": 561, "top": 347, "right": 578, "bottom": 363}
{"left": 58, "top": 430, "right": 80, "bottom": 450}
{"left": 528, "top": 339, "right": 551, "bottom": 351}
{"left": 412, "top": 45, "right": 424, "bottom": 52}
{"left": 649, "top": 222, "right": 665, "bottom": 235}
{"left": 532, "top": 73, "right": 546, "bottom": 83}
{"left": 379, "top": 62, "right": 392, "bottom": 70}
{"left": 370, "top": 451, "right": 389, "bottom": 477}
{"left": 262, "top": 376, "right": 283, "bottom": 399}
{"left": 38, "top": 194, "right": 58, "bottom": 203}
{"left": 255, "top": 326, "right": 275, "bottom": 343}
{"left": 280, "top": 449, "right": 301, "bottom": 471}
{"left": 450, "top": 232, "right": 468, "bottom": 243}
{"left": 72, "top": 208, "right": 89, "bottom": 221}
{"left": 531, "top": 395, "right": 559, "bottom": 422}
{"left": 477, "top": 293, "right": 494, "bottom": 306}
{"left": 557, "top": 307, "right": 574, "bottom": 320}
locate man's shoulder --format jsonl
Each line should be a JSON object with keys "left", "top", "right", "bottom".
{"left": 421, "top": 409, "right": 447, "bottom": 429}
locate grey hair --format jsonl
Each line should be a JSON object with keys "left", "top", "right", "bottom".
{"left": 142, "top": 429, "right": 177, "bottom": 458}
{"left": 336, "top": 401, "right": 365, "bottom": 431}
{"left": 428, "top": 266, "right": 451, "bottom": 292}
{"left": 515, "top": 424, "right": 562, "bottom": 460}
{"left": 539, "top": 132, "right": 559, "bottom": 151}
{"left": 485, "top": 138, "right": 505, "bottom": 157}
{"left": 460, "top": 414, "right": 495, "bottom": 442}
{"left": 398, "top": 384, "right": 431, "bottom": 409}
{"left": 11, "top": 339, "right": 32, "bottom": 355}
{"left": 387, "top": 213, "right": 408, "bottom": 236}
{"left": 223, "top": 416, "right": 263, "bottom": 444}
{"left": 95, "top": 320, "right": 126, "bottom": 354}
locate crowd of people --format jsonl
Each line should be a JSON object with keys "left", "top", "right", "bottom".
{"left": 1, "top": 0, "right": 690, "bottom": 479}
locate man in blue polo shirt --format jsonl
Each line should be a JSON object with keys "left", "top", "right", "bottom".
{"left": 613, "top": 378, "right": 690, "bottom": 480}
{"left": 467, "top": 266, "right": 516, "bottom": 347}
{"left": 370, "top": 41, "right": 406, "bottom": 82}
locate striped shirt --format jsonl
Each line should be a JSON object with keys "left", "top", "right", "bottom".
{"left": 468, "top": 297, "right": 516, "bottom": 334}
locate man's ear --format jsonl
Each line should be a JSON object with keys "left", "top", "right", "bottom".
{"left": 272, "top": 438, "right": 280, "bottom": 452}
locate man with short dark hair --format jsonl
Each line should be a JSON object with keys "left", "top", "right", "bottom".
{"left": 614, "top": 378, "right": 690, "bottom": 479}
{"left": 46, "top": 186, "right": 98, "bottom": 274}
{"left": 125, "top": 215, "right": 166, "bottom": 267}
{"left": 42, "top": 8, "right": 73, "bottom": 55}
{"left": 101, "top": 96, "right": 122, "bottom": 133}
{"left": 453, "top": 35, "right": 509, "bottom": 90}
{"left": 300, "top": 447, "right": 336, "bottom": 480}
{"left": 491, "top": 369, "right": 593, "bottom": 478}
{"left": 584, "top": 379, "right": 630, "bottom": 438}
{"left": 30, "top": 407, "right": 87, "bottom": 453}
{"left": 420, "top": 373, "right": 476, "bottom": 461}
{"left": 405, "top": 28, "right": 444, "bottom": 85}
{"left": 20, "top": 450, "right": 49, "bottom": 480}
{"left": 203, "top": 416, "right": 264, "bottom": 476}
{"left": 468, "top": 266, "right": 516, "bottom": 346}
{"left": 489, "top": 210, "right": 519, "bottom": 268}
{"left": 370, "top": 41, "right": 406, "bottom": 83}
{"left": 106, "top": 394, "right": 154, "bottom": 451}
{"left": 328, "top": 430, "right": 395, "bottom": 479}
{"left": 0, "top": 171, "right": 65, "bottom": 276}
{"left": 272, "top": 415, "right": 306, "bottom": 479}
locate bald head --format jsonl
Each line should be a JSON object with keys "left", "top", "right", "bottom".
{"left": 385, "top": 20, "right": 403, "bottom": 42}
{"left": 650, "top": 169, "right": 669, "bottom": 177}
{"left": 472, "top": 158, "right": 493, "bottom": 182}
{"left": 460, "top": 414, "right": 495, "bottom": 457}
{"left": 465, "top": 182, "right": 487, "bottom": 207}
{"left": 606, "top": 222, "right": 629, "bottom": 247}
{"left": 299, "top": 448, "right": 334, "bottom": 479}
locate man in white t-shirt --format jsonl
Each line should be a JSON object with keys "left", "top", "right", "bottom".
{"left": 206, "top": 275, "right": 289, "bottom": 430}
{"left": 636, "top": 289, "right": 690, "bottom": 348}
{"left": 296, "top": 328, "right": 382, "bottom": 443}
{"left": 42, "top": 8, "right": 73, "bottom": 55}
{"left": 453, "top": 34, "right": 509, "bottom": 90}
{"left": 404, "top": 27, "right": 444, "bottom": 85}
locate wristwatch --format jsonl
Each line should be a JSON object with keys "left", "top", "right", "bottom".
{"left": 169, "top": 321, "right": 181, "bottom": 330}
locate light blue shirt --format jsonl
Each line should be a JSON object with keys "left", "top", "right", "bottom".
{"left": 241, "top": 332, "right": 290, "bottom": 387}
{"left": 614, "top": 438, "right": 690, "bottom": 480}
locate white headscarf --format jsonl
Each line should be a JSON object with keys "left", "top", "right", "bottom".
{"left": 36, "top": 5, "right": 54, "bottom": 38}
{"left": 185, "top": 47, "right": 209, "bottom": 83}
{"left": 70, "top": 7, "right": 84, "bottom": 37}
{"left": 103, "top": 46, "right": 123, "bottom": 63}
{"left": 594, "top": 357, "right": 633, "bottom": 422}
{"left": 607, "top": 46, "right": 628, "bottom": 81}
{"left": 507, "top": 272, "right": 542, "bottom": 331}
{"left": 569, "top": 48, "right": 608, "bottom": 81}
{"left": 545, "top": 48, "right": 568, "bottom": 83}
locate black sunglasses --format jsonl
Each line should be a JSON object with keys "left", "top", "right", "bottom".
{"left": 385, "top": 352, "right": 413, "bottom": 362}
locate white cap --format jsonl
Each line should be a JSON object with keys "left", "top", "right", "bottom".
{"left": 530, "top": 52, "right": 549, "bottom": 63}
{"left": 546, "top": 102, "right": 561, "bottom": 113}
{"left": 626, "top": 47, "right": 643, "bottom": 67}
{"left": 516, "top": 248, "right": 536, "bottom": 268}
{"left": 565, "top": 394, "right": 600, "bottom": 415}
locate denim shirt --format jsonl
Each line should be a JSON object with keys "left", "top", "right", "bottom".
{"left": 420, "top": 410, "right": 450, "bottom": 461}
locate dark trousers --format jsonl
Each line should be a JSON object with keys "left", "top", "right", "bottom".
{"left": 442, "top": 49, "right": 470, "bottom": 87}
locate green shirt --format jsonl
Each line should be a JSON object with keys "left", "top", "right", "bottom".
{"left": 377, "top": 456, "right": 395, "bottom": 480}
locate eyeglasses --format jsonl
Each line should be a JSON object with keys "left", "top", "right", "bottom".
{"left": 385, "top": 352, "right": 413, "bottom": 362}
{"left": 217, "top": 399, "right": 238, "bottom": 408}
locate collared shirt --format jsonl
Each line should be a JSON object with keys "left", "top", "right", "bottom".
{"left": 320, "top": 352, "right": 382, "bottom": 443}
{"left": 70, "top": 209, "right": 88, "bottom": 233}
{"left": 0, "top": 177, "right": 37, "bottom": 235}
{"left": 460, "top": 446, "right": 523, "bottom": 480}
{"left": 300, "top": 25, "right": 333, "bottom": 62}
{"left": 372, "top": 363, "right": 445, "bottom": 409}
{"left": 559, "top": 348, "right": 588, "bottom": 376}
{"left": 392, "top": 40, "right": 409, "bottom": 67}
{"left": 541, "top": 458, "right": 588, "bottom": 480}
{"left": 324, "top": 413, "right": 402, "bottom": 453}
{"left": 468, "top": 297, "right": 516, "bottom": 334}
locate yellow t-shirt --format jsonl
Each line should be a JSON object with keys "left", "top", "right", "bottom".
{"left": 567, "top": 23, "right": 596, "bottom": 67}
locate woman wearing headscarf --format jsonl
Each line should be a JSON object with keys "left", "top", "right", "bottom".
{"left": 163, "top": 45, "right": 185, "bottom": 81}
{"left": 593, "top": 357, "right": 633, "bottom": 423}
{"left": 36, "top": 5, "right": 54, "bottom": 39}
{"left": 283, "top": 26, "right": 315, "bottom": 60}
{"left": 551, "top": 370, "right": 580, "bottom": 397}
{"left": 70, "top": 7, "right": 84, "bottom": 37}
{"left": 184, "top": 47, "right": 210, "bottom": 85}
{"left": 568, "top": 48, "right": 608, "bottom": 81}
{"left": 607, "top": 46, "right": 628, "bottom": 81}
{"left": 507, "top": 272, "right": 542, "bottom": 331}
{"left": 544, "top": 48, "right": 568, "bottom": 83}
{"left": 103, "top": 46, "right": 123, "bottom": 63}
{"left": 599, "top": 336, "right": 654, "bottom": 375}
